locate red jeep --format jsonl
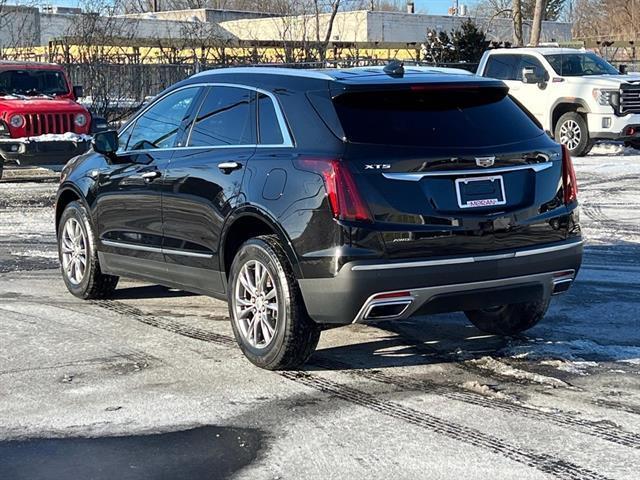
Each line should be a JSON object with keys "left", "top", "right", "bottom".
{"left": 0, "top": 61, "right": 106, "bottom": 180}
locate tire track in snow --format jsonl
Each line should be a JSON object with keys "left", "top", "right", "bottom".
{"left": 89, "top": 299, "right": 630, "bottom": 478}
{"left": 312, "top": 357, "right": 640, "bottom": 450}
{"left": 582, "top": 204, "right": 640, "bottom": 236}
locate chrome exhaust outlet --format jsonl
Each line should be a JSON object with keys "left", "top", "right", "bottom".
{"left": 552, "top": 270, "right": 575, "bottom": 295}
{"left": 364, "top": 300, "right": 412, "bottom": 320}
{"left": 361, "top": 291, "right": 414, "bottom": 321}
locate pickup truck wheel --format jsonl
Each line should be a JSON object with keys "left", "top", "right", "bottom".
{"left": 228, "top": 235, "right": 320, "bottom": 370}
{"left": 555, "top": 112, "right": 592, "bottom": 157}
{"left": 627, "top": 140, "right": 640, "bottom": 151}
{"left": 58, "top": 201, "right": 119, "bottom": 299}
{"left": 0, "top": 161, "right": 3, "bottom": 181}
{"left": 464, "top": 296, "right": 551, "bottom": 336}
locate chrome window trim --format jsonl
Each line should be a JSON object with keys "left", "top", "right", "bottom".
{"left": 117, "top": 82, "right": 293, "bottom": 155}
{"left": 381, "top": 162, "right": 553, "bottom": 181}
{"left": 102, "top": 240, "right": 213, "bottom": 259}
{"left": 350, "top": 239, "right": 583, "bottom": 271}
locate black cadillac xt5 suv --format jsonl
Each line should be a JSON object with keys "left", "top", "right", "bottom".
{"left": 55, "top": 65, "right": 582, "bottom": 369}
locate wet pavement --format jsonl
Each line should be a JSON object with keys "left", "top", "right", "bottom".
{"left": 1, "top": 153, "right": 639, "bottom": 479}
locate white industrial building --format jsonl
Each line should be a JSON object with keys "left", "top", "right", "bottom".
{"left": 0, "top": 6, "right": 573, "bottom": 50}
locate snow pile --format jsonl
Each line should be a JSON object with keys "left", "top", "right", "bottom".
{"left": 0, "top": 132, "right": 92, "bottom": 144}
{"left": 467, "top": 356, "right": 570, "bottom": 387}
{"left": 588, "top": 143, "right": 627, "bottom": 156}
{"left": 501, "top": 339, "right": 640, "bottom": 365}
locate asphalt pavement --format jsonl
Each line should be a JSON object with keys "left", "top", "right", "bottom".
{"left": 0, "top": 152, "right": 639, "bottom": 480}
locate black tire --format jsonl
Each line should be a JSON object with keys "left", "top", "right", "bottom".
{"left": 228, "top": 235, "right": 320, "bottom": 370}
{"left": 0, "top": 160, "right": 4, "bottom": 182}
{"left": 464, "top": 296, "right": 551, "bottom": 336}
{"left": 554, "top": 112, "right": 593, "bottom": 157}
{"left": 57, "top": 201, "right": 119, "bottom": 299}
{"left": 627, "top": 140, "right": 640, "bottom": 151}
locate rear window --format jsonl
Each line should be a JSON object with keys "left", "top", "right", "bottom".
{"left": 333, "top": 87, "right": 543, "bottom": 148}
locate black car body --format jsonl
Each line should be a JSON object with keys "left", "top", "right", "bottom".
{"left": 55, "top": 66, "right": 582, "bottom": 369}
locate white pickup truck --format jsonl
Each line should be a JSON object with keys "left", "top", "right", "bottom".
{"left": 477, "top": 48, "right": 640, "bottom": 156}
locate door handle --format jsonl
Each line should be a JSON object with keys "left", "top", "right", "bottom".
{"left": 218, "top": 162, "right": 242, "bottom": 173}
{"left": 141, "top": 171, "right": 161, "bottom": 182}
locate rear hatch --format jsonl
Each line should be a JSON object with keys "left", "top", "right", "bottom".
{"left": 327, "top": 81, "right": 573, "bottom": 259}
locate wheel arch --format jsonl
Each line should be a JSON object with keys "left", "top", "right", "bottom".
{"left": 550, "top": 99, "right": 591, "bottom": 136}
{"left": 220, "top": 206, "right": 302, "bottom": 280}
{"left": 55, "top": 184, "right": 88, "bottom": 235}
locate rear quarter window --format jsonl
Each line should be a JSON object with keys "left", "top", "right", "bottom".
{"left": 333, "top": 87, "right": 544, "bottom": 148}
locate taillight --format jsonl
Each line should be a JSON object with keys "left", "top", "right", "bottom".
{"left": 561, "top": 145, "right": 578, "bottom": 205}
{"left": 295, "top": 158, "right": 373, "bottom": 222}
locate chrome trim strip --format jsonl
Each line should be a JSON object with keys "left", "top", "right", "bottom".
{"left": 102, "top": 240, "right": 162, "bottom": 254}
{"left": 514, "top": 241, "right": 581, "bottom": 257}
{"left": 350, "top": 239, "right": 583, "bottom": 271}
{"left": 162, "top": 247, "right": 213, "bottom": 259}
{"left": 102, "top": 240, "right": 213, "bottom": 259}
{"left": 117, "top": 82, "right": 293, "bottom": 155}
{"left": 382, "top": 162, "right": 553, "bottom": 181}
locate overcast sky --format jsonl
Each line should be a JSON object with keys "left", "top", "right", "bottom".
{"left": 44, "top": 0, "right": 476, "bottom": 16}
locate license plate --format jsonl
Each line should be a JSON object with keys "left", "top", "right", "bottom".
{"left": 455, "top": 175, "right": 506, "bottom": 209}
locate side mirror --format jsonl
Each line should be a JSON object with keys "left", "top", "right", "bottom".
{"left": 619, "top": 64, "right": 628, "bottom": 75}
{"left": 90, "top": 116, "right": 109, "bottom": 134}
{"left": 73, "top": 85, "right": 84, "bottom": 99}
{"left": 92, "top": 130, "right": 118, "bottom": 157}
{"left": 522, "top": 67, "right": 543, "bottom": 84}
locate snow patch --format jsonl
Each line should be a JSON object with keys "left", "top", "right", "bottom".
{"left": 460, "top": 380, "right": 511, "bottom": 400}
{"left": 467, "top": 356, "right": 570, "bottom": 388}
{"left": 502, "top": 340, "right": 640, "bottom": 366}
{"left": 588, "top": 143, "right": 626, "bottom": 156}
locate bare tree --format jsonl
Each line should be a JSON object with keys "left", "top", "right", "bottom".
{"left": 513, "top": 0, "right": 524, "bottom": 45}
{"left": 529, "top": 0, "right": 546, "bottom": 45}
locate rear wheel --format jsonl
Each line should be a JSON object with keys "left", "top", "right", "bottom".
{"left": 228, "top": 235, "right": 320, "bottom": 370}
{"left": 555, "top": 112, "right": 593, "bottom": 157}
{"left": 464, "top": 296, "right": 551, "bottom": 336}
{"left": 58, "top": 201, "right": 119, "bottom": 299}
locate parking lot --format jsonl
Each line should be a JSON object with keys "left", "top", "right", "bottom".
{"left": 1, "top": 148, "right": 639, "bottom": 479}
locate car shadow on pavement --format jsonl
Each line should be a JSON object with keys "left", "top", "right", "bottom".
{"left": 309, "top": 314, "right": 509, "bottom": 371}
{"left": 0, "top": 425, "right": 264, "bottom": 480}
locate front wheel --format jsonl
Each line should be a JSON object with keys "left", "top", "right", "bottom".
{"left": 464, "top": 296, "right": 551, "bottom": 336}
{"left": 555, "top": 112, "right": 593, "bottom": 157}
{"left": 58, "top": 201, "right": 119, "bottom": 299}
{"left": 228, "top": 235, "right": 320, "bottom": 370}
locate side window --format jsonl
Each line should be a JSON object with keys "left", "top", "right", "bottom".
{"left": 484, "top": 55, "right": 520, "bottom": 81}
{"left": 518, "top": 56, "right": 546, "bottom": 81}
{"left": 187, "top": 86, "right": 255, "bottom": 147}
{"left": 125, "top": 87, "right": 199, "bottom": 151}
{"left": 258, "top": 93, "right": 284, "bottom": 145}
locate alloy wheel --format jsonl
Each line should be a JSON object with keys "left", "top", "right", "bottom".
{"left": 60, "top": 217, "right": 87, "bottom": 285}
{"left": 559, "top": 120, "right": 582, "bottom": 151}
{"left": 234, "top": 260, "right": 279, "bottom": 349}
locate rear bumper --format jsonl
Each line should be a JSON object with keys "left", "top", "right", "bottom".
{"left": 0, "top": 139, "right": 90, "bottom": 168}
{"left": 298, "top": 238, "right": 583, "bottom": 325}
